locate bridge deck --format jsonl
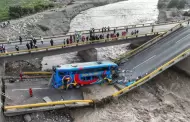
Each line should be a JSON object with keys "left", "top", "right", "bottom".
{"left": 119, "top": 26, "right": 190, "bottom": 82}
{"left": 4, "top": 79, "right": 118, "bottom": 116}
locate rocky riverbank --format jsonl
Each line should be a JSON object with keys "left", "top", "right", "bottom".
{"left": 157, "top": 0, "right": 190, "bottom": 22}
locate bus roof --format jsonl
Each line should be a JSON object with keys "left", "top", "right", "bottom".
{"left": 56, "top": 61, "right": 117, "bottom": 71}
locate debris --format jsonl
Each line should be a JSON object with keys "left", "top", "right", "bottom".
{"left": 23, "top": 114, "right": 32, "bottom": 122}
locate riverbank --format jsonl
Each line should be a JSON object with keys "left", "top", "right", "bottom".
{"left": 0, "top": 0, "right": 125, "bottom": 40}
{"left": 157, "top": 0, "right": 190, "bottom": 22}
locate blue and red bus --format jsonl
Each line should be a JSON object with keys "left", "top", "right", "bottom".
{"left": 52, "top": 61, "right": 118, "bottom": 89}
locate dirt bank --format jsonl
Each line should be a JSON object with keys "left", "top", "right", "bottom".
{"left": 157, "top": 0, "right": 190, "bottom": 22}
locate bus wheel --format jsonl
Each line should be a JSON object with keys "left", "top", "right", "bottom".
{"left": 75, "top": 84, "right": 80, "bottom": 89}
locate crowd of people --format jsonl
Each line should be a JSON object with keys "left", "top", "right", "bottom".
{"left": 0, "top": 27, "right": 140, "bottom": 53}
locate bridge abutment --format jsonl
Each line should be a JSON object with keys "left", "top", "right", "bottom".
{"left": 175, "top": 56, "right": 190, "bottom": 76}
{"left": 78, "top": 48, "right": 97, "bottom": 62}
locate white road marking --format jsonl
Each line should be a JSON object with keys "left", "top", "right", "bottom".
{"left": 12, "top": 88, "right": 49, "bottom": 91}
{"left": 133, "top": 55, "right": 156, "bottom": 69}
{"left": 176, "top": 34, "right": 190, "bottom": 44}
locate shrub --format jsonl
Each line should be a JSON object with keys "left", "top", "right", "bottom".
{"left": 167, "top": 0, "right": 179, "bottom": 8}
{"left": 177, "top": 0, "right": 186, "bottom": 9}
{"left": 9, "top": 5, "right": 23, "bottom": 18}
{"left": 34, "top": 4, "right": 44, "bottom": 12}
{"left": 48, "top": 3, "right": 55, "bottom": 8}
{"left": 8, "top": 2, "right": 55, "bottom": 19}
{"left": 157, "top": 3, "right": 165, "bottom": 9}
{"left": 22, "top": 6, "right": 34, "bottom": 15}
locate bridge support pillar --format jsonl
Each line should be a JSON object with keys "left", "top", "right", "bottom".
{"left": 78, "top": 48, "right": 97, "bottom": 62}
{"left": 175, "top": 56, "right": 190, "bottom": 76}
{"left": 0, "top": 61, "right": 5, "bottom": 122}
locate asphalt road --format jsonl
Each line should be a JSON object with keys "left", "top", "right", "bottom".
{"left": 2, "top": 23, "right": 177, "bottom": 52}
{"left": 119, "top": 25, "right": 190, "bottom": 81}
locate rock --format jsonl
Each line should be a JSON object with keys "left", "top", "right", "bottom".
{"left": 23, "top": 114, "right": 32, "bottom": 122}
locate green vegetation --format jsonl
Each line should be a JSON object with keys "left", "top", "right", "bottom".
{"left": 157, "top": 2, "right": 165, "bottom": 9}
{"left": 167, "top": 0, "right": 186, "bottom": 9}
{"left": 0, "top": 0, "right": 55, "bottom": 21}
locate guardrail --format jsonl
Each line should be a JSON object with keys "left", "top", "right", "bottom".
{"left": 112, "top": 48, "right": 190, "bottom": 97}
{"left": 0, "top": 20, "right": 183, "bottom": 44}
{"left": 0, "top": 31, "right": 163, "bottom": 57}
{"left": 22, "top": 72, "right": 52, "bottom": 75}
{"left": 112, "top": 23, "right": 183, "bottom": 64}
{"left": 4, "top": 100, "right": 93, "bottom": 110}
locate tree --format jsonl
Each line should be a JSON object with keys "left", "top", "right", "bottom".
{"left": 177, "top": 0, "right": 186, "bottom": 9}
{"left": 167, "top": 0, "right": 179, "bottom": 8}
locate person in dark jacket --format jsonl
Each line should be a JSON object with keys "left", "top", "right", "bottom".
{"left": 66, "top": 38, "right": 69, "bottom": 45}
{"left": 33, "top": 38, "right": 37, "bottom": 45}
{"left": 116, "top": 32, "right": 119, "bottom": 37}
{"left": 19, "top": 36, "right": 22, "bottom": 45}
{"left": 113, "top": 28, "right": 116, "bottom": 34}
{"left": 50, "top": 39, "right": 54, "bottom": 46}
{"left": 30, "top": 40, "right": 33, "bottom": 49}
{"left": 26, "top": 43, "right": 30, "bottom": 50}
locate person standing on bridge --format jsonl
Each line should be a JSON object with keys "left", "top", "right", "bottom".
{"left": 108, "top": 26, "right": 110, "bottom": 32}
{"left": 131, "top": 31, "right": 134, "bottom": 35}
{"left": 136, "top": 30, "right": 139, "bottom": 34}
{"left": 19, "top": 36, "right": 22, "bottom": 45}
{"left": 26, "top": 43, "right": 30, "bottom": 50}
{"left": 2, "top": 45, "right": 5, "bottom": 53}
{"left": 126, "top": 28, "right": 128, "bottom": 33}
{"left": 116, "top": 32, "right": 119, "bottom": 38}
{"left": 66, "top": 38, "right": 69, "bottom": 45}
{"left": 30, "top": 40, "right": 33, "bottom": 49}
{"left": 63, "top": 40, "right": 66, "bottom": 47}
{"left": 113, "top": 28, "right": 116, "bottom": 34}
{"left": 86, "top": 36, "right": 89, "bottom": 42}
{"left": 33, "top": 38, "right": 37, "bottom": 45}
{"left": 50, "top": 39, "right": 54, "bottom": 46}
{"left": 40, "top": 36, "right": 44, "bottom": 44}
{"left": 15, "top": 45, "right": 19, "bottom": 51}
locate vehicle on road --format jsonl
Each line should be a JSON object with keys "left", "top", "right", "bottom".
{"left": 52, "top": 61, "right": 118, "bottom": 89}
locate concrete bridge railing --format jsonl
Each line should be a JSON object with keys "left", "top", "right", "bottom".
{"left": 0, "top": 20, "right": 186, "bottom": 44}
{"left": 0, "top": 31, "right": 164, "bottom": 58}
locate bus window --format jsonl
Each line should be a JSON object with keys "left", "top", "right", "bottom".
{"left": 86, "top": 76, "right": 91, "bottom": 81}
{"left": 58, "top": 72, "right": 67, "bottom": 77}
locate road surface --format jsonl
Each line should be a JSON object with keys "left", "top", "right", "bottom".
{"left": 119, "top": 26, "right": 190, "bottom": 82}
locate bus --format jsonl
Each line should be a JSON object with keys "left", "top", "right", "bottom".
{"left": 52, "top": 61, "right": 118, "bottom": 89}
